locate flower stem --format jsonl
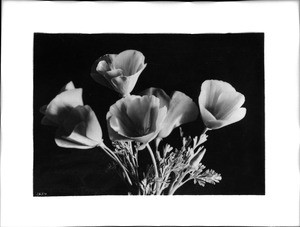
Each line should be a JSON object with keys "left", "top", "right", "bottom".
{"left": 169, "top": 169, "right": 191, "bottom": 195}
{"left": 146, "top": 143, "right": 162, "bottom": 194}
{"left": 202, "top": 127, "right": 209, "bottom": 135}
{"left": 168, "top": 173, "right": 182, "bottom": 195}
{"left": 146, "top": 144, "right": 159, "bottom": 179}
{"left": 99, "top": 144, "right": 132, "bottom": 186}
{"left": 155, "top": 138, "right": 162, "bottom": 162}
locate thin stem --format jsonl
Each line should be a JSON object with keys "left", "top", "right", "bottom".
{"left": 168, "top": 167, "right": 191, "bottom": 195}
{"left": 133, "top": 152, "right": 140, "bottom": 177}
{"left": 158, "top": 168, "right": 166, "bottom": 193}
{"left": 168, "top": 187, "right": 176, "bottom": 195}
{"left": 126, "top": 152, "right": 135, "bottom": 175}
{"left": 168, "top": 173, "right": 180, "bottom": 195}
{"left": 147, "top": 143, "right": 164, "bottom": 195}
{"left": 99, "top": 144, "right": 132, "bottom": 186}
{"left": 202, "top": 127, "right": 209, "bottom": 135}
{"left": 134, "top": 145, "right": 139, "bottom": 167}
{"left": 168, "top": 179, "right": 177, "bottom": 195}
{"left": 97, "top": 143, "right": 115, "bottom": 160}
{"left": 158, "top": 170, "right": 171, "bottom": 195}
{"left": 170, "top": 174, "right": 193, "bottom": 195}
{"left": 146, "top": 144, "right": 159, "bottom": 180}
{"left": 129, "top": 142, "right": 140, "bottom": 180}
{"left": 155, "top": 138, "right": 162, "bottom": 162}
{"left": 131, "top": 143, "right": 142, "bottom": 194}
{"left": 129, "top": 142, "right": 137, "bottom": 170}
{"left": 180, "top": 176, "right": 193, "bottom": 186}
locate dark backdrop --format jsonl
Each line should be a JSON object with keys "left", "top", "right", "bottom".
{"left": 34, "top": 33, "right": 264, "bottom": 196}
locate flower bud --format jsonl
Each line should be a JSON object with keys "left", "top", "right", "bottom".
{"left": 189, "top": 148, "right": 206, "bottom": 169}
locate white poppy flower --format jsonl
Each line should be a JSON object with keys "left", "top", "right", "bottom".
{"left": 198, "top": 80, "right": 246, "bottom": 130}
{"left": 106, "top": 95, "right": 167, "bottom": 145}
{"left": 91, "top": 50, "right": 147, "bottom": 97}
{"left": 40, "top": 81, "right": 103, "bottom": 149}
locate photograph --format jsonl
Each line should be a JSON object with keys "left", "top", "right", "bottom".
{"left": 34, "top": 33, "right": 265, "bottom": 196}
{"left": 2, "top": 1, "right": 299, "bottom": 226}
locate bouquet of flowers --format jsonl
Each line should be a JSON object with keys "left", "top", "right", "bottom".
{"left": 40, "top": 49, "right": 246, "bottom": 195}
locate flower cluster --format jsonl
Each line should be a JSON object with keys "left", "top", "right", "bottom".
{"left": 40, "top": 49, "right": 246, "bottom": 195}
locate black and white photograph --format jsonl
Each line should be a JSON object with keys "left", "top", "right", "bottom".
{"left": 1, "top": 1, "right": 299, "bottom": 226}
{"left": 34, "top": 33, "right": 265, "bottom": 196}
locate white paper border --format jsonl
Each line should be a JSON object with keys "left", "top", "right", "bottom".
{"left": 1, "top": 1, "right": 299, "bottom": 226}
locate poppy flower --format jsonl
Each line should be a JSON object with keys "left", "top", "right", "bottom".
{"left": 91, "top": 50, "right": 147, "bottom": 97}
{"left": 198, "top": 80, "right": 246, "bottom": 130}
{"left": 40, "top": 81, "right": 103, "bottom": 149}
{"left": 140, "top": 88, "right": 199, "bottom": 139}
{"left": 106, "top": 95, "right": 167, "bottom": 146}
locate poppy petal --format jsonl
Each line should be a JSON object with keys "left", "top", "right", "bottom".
{"left": 158, "top": 91, "right": 198, "bottom": 138}
{"left": 199, "top": 104, "right": 218, "bottom": 129}
{"left": 107, "top": 115, "right": 132, "bottom": 142}
{"left": 140, "top": 87, "right": 171, "bottom": 109}
{"left": 204, "top": 119, "right": 225, "bottom": 129}
{"left": 45, "top": 88, "right": 83, "bottom": 124}
{"left": 114, "top": 50, "right": 146, "bottom": 76}
{"left": 202, "top": 80, "right": 236, "bottom": 110}
{"left": 62, "top": 106, "right": 87, "bottom": 135}
{"left": 55, "top": 123, "right": 99, "bottom": 149}
{"left": 215, "top": 92, "right": 245, "bottom": 120}
{"left": 84, "top": 105, "right": 103, "bottom": 142}
{"left": 55, "top": 137, "right": 92, "bottom": 149}
{"left": 218, "top": 107, "right": 247, "bottom": 127}
{"left": 91, "top": 55, "right": 116, "bottom": 89}
{"left": 106, "top": 95, "right": 167, "bottom": 145}
{"left": 91, "top": 50, "right": 146, "bottom": 96}
{"left": 60, "top": 81, "right": 75, "bottom": 93}
{"left": 41, "top": 116, "right": 57, "bottom": 126}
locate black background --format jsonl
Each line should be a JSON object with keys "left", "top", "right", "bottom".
{"left": 34, "top": 33, "right": 264, "bottom": 196}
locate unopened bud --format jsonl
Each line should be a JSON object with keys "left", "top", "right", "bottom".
{"left": 189, "top": 148, "right": 206, "bottom": 169}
